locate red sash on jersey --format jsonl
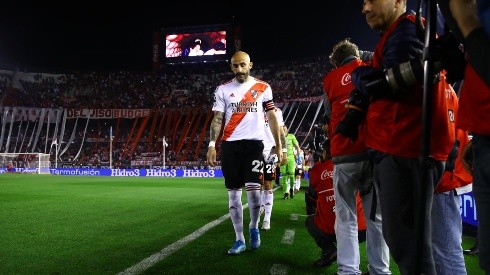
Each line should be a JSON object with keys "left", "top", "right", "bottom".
{"left": 222, "top": 83, "right": 267, "bottom": 140}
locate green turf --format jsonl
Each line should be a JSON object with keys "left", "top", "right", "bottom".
{"left": 0, "top": 174, "right": 484, "bottom": 274}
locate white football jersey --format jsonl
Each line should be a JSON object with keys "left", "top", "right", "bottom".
{"left": 212, "top": 77, "right": 274, "bottom": 141}
{"left": 263, "top": 107, "right": 284, "bottom": 154}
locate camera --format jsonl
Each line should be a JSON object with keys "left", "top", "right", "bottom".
{"left": 308, "top": 126, "right": 329, "bottom": 162}
{"left": 365, "top": 59, "right": 425, "bottom": 97}
{"left": 361, "top": 58, "right": 434, "bottom": 100}
{"left": 363, "top": 33, "right": 464, "bottom": 99}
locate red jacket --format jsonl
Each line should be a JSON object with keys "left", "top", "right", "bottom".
{"left": 367, "top": 14, "right": 454, "bottom": 160}
{"left": 435, "top": 128, "right": 472, "bottom": 193}
{"left": 323, "top": 59, "right": 369, "bottom": 157}
{"left": 308, "top": 159, "right": 366, "bottom": 235}
{"left": 435, "top": 88, "right": 472, "bottom": 193}
{"left": 457, "top": 64, "right": 490, "bottom": 135}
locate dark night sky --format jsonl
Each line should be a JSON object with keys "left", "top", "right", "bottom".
{"left": 0, "top": 2, "right": 419, "bottom": 72}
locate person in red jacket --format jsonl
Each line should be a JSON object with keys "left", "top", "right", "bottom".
{"left": 450, "top": 0, "right": 490, "bottom": 272}
{"left": 305, "top": 138, "right": 367, "bottom": 268}
{"left": 342, "top": 1, "right": 455, "bottom": 273}
{"left": 431, "top": 84, "right": 472, "bottom": 274}
{"left": 323, "top": 38, "right": 390, "bottom": 274}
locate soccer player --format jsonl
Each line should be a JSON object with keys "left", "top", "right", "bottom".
{"left": 207, "top": 51, "right": 283, "bottom": 255}
{"left": 261, "top": 107, "right": 287, "bottom": 230}
{"left": 280, "top": 124, "right": 301, "bottom": 199}
{"left": 293, "top": 147, "right": 304, "bottom": 193}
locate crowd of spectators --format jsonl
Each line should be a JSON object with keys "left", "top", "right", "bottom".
{"left": 1, "top": 55, "right": 328, "bottom": 109}
{"left": 0, "top": 55, "right": 330, "bottom": 168}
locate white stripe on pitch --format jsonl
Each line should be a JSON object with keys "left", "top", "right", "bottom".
{"left": 290, "top": 213, "right": 299, "bottom": 221}
{"left": 117, "top": 208, "right": 241, "bottom": 275}
{"left": 119, "top": 185, "right": 283, "bottom": 275}
{"left": 270, "top": 263, "right": 288, "bottom": 275}
{"left": 281, "top": 229, "right": 295, "bottom": 245}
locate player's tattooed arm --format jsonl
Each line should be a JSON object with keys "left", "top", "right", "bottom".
{"left": 209, "top": 111, "right": 224, "bottom": 142}
{"left": 207, "top": 111, "right": 223, "bottom": 166}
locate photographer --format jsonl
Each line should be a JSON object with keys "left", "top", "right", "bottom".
{"left": 343, "top": 1, "right": 456, "bottom": 274}
{"left": 305, "top": 138, "right": 367, "bottom": 269}
{"left": 323, "top": 38, "right": 390, "bottom": 274}
{"left": 448, "top": 0, "right": 490, "bottom": 273}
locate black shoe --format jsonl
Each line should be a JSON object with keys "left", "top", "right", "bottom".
{"left": 313, "top": 250, "right": 336, "bottom": 267}
{"left": 289, "top": 188, "right": 294, "bottom": 198}
{"left": 463, "top": 244, "right": 479, "bottom": 255}
{"left": 283, "top": 193, "right": 289, "bottom": 199}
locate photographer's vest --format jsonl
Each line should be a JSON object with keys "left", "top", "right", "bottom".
{"left": 323, "top": 58, "right": 369, "bottom": 159}
{"left": 309, "top": 159, "right": 367, "bottom": 235}
{"left": 367, "top": 13, "right": 454, "bottom": 161}
{"left": 436, "top": 128, "right": 472, "bottom": 193}
{"left": 457, "top": 64, "right": 490, "bottom": 135}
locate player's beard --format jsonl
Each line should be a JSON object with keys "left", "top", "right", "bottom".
{"left": 235, "top": 73, "right": 246, "bottom": 83}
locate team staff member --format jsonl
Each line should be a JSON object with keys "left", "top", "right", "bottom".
{"left": 347, "top": 1, "right": 455, "bottom": 273}
{"left": 450, "top": 0, "right": 490, "bottom": 272}
{"left": 323, "top": 38, "right": 390, "bottom": 275}
{"left": 207, "top": 51, "right": 283, "bottom": 255}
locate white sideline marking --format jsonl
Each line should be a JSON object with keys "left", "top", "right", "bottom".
{"left": 270, "top": 263, "right": 288, "bottom": 275}
{"left": 119, "top": 185, "right": 282, "bottom": 274}
{"left": 282, "top": 214, "right": 300, "bottom": 245}
{"left": 282, "top": 229, "right": 295, "bottom": 245}
{"left": 295, "top": 214, "right": 309, "bottom": 217}
{"left": 117, "top": 206, "right": 247, "bottom": 275}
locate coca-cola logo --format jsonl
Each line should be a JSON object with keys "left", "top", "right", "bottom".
{"left": 341, "top": 73, "right": 351, "bottom": 86}
{"left": 321, "top": 169, "right": 333, "bottom": 180}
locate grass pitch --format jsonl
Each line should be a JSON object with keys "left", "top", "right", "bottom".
{"left": 0, "top": 174, "right": 483, "bottom": 274}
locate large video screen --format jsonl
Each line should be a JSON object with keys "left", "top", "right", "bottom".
{"left": 163, "top": 24, "right": 233, "bottom": 64}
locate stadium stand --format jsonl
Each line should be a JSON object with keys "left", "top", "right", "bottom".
{"left": 0, "top": 55, "right": 330, "bottom": 169}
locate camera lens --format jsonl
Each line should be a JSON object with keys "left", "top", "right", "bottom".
{"left": 385, "top": 59, "right": 423, "bottom": 91}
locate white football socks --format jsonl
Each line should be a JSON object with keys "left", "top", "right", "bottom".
{"left": 245, "top": 182, "right": 262, "bottom": 229}
{"left": 262, "top": 190, "right": 273, "bottom": 222}
{"left": 228, "top": 189, "right": 244, "bottom": 242}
